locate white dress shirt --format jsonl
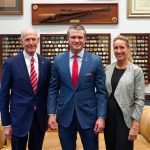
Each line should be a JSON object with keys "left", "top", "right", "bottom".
{"left": 69, "top": 49, "right": 84, "bottom": 76}
{"left": 23, "top": 51, "right": 39, "bottom": 79}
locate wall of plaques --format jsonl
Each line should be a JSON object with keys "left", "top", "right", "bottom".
{"left": 40, "top": 34, "right": 111, "bottom": 68}
{"left": 0, "top": 34, "right": 23, "bottom": 80}
{"left": 40, "top": 34, "right": 68, "bottom": 64}
{"left": 121, "top": 33, "right": 150, "bottom": 84}
{"left": 0, "top": 33, "right": 150, "bottom": 84}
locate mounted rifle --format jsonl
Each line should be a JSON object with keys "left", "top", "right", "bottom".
{"left": 38, "top": 7, "right": 111, "bottom": 23}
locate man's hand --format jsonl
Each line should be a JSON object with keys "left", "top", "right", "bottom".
{"left": 4, "top": 126, "right": 12, "bottom": 140}
{"left": 48, "top": 115, "right": 57, "bottom": 130}
{"left": 128, "top": 120, "right": 140, "bottom": 141}
{"left": 94, "top": 118, "right": 105, "bottom": 134}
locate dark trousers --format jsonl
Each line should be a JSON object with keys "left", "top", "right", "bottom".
{"left": 58, "top": 112, "right": 98, "bottom": 150}
{"left": 11, "top": 112, "right": 45, "bottom": 150}
{"left": 104, "top": 99, "right": 133, "bottom": 150}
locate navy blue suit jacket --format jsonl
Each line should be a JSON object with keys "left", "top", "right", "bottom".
{"left": 47, "top": 51, "right": 108, "bottom": 129}
{"left": 0, "top": 52, "right": 51, "bottom": 137}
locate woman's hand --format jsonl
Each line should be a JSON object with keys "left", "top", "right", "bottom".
{"left": 128, "top": 120, "right": 140, "bottom": 141}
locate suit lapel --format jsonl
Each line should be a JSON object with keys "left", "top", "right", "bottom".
{"left": 18, "top": 52, "right": 33, "bottom": 91}
{"left": 36, "top": 55, "right": 43, "bottom": 93}
{"left": 77, "top": 51, "right": 89, "bottom": 88}
{"left": 63, "top": 52, "right": 73, "bottom": 88}
{"left": 106, "top": 63, "right": 115, "bottom": 95}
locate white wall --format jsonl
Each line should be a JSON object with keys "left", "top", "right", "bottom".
{"left": 0, "top": 0, "right": 150, "bottom": 92}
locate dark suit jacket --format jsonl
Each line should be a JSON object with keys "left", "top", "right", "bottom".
{"left": 0, "top": 52, "right": 51, "bottom": 137}
{"left": 47, "top": 51, "right": 108, "bottom": 129}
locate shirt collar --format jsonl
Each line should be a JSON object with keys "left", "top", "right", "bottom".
{"left": 70, "top": 49, "right": 84, "bottom": 59}
{"left": 23, "top": 50, "right": 38, "bottom": 63}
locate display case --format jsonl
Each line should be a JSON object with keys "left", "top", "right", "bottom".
{"left": 121, "top": 33, "right": 150, "bottom": 83}
{"left": 1, "top": 33, "right": 149, "bottom": 84}
{"left": 40, "top": 33, "right": 111, "bottom": 67}
{"left": 0, "top": 34, "right": 23, "bottom": 80}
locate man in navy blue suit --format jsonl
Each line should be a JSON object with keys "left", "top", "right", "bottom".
{"left": 0, "top": 28, "right": 51, "bottom": 150}
{"left": 47, "top": 24, "right": 108, "bottom": 150}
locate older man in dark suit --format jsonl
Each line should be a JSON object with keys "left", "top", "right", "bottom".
{"left": 0, "top": 28, "right": 51, "bottom": 150}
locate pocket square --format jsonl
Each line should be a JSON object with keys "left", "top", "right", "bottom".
{"left": 85, "top": 73, "right": 93, "bottom": 76}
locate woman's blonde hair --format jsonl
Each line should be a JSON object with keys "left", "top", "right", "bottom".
{"left": 113, "top": 35, "right": 133, "bottom": 62}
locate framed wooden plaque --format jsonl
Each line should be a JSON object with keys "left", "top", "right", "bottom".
{"left": 0, "top": 0, "right": 23, "bottom": 15}
{"left": 32, "top": 3, "right": 118, "bottom": 25}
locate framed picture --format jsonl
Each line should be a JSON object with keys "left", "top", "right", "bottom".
{"left": 128, "top": 0, "right": 150, "bottom": 17}
{"left": 0, "top": 0, "right": 23, "bottom": 15}
{"left": 88, "top": 0, "right": 118, "bottom": 2}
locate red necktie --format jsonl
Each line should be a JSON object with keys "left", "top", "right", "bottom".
{"left": 72, "top": 54, "right": 78, "bottom": 88}
{"left": 30, "top": 57, "right": 38, "bottom": 93}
